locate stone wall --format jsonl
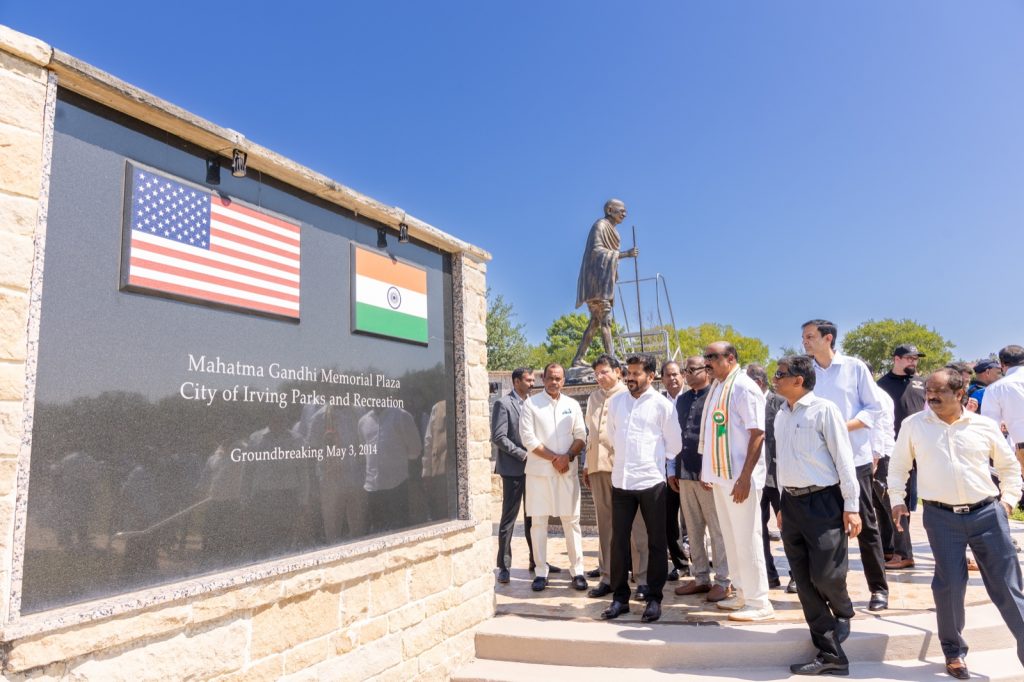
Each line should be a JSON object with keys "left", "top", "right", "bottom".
{"left": 0, "top": 25, "right": 494, "bottom": 681}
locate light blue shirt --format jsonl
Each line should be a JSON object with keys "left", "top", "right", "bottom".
{"left": 812, "top": 352, "right": 881, "bottom": 467}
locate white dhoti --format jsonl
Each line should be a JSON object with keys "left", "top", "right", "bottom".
{"left": 526, "top": 469, "right": 584, "bottom": 579}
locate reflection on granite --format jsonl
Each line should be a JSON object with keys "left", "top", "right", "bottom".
{"left": 19, "top": 92, "right": 460, "bottom": 615}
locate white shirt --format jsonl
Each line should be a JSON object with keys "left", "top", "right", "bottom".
{"left": 606, "top": 386, "right": 683, "bottom": 490}
{"left": 981, "top": 365, "right": 1024, "bottom": 446}
{"left": 889, "top": 409, "right": 1022, "bottom": 509}
{"left": 700, "top": 372, "right": 766, "bottom": 488}
{"left": 871, "top": 387, "right": 896, "bottom": 459}
{"left": 520, "top": 390, "right": 587, "bottom": 477}
{"left": 774, "top": 392, "right": 860, "bottom": 513}
{"left": 812, "top": 352, "right": 882, "bottom": 466}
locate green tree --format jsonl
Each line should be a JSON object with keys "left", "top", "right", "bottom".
{"left": 542, "top": 312, "right": 602, "bottom": 368}
{"left": 841, "top": 318, "right": 954, "bottom": 375}
{"left": 676, "top": 323, "right": 770, "bottom": 366}
{"left": 485, "top": 289, "right": 530, "bottom": 370}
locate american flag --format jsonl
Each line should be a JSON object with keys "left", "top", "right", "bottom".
{"left": 125, "top": 165, "right": 300, "bottom": 318}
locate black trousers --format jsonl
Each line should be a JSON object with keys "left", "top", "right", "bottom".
{"left": 761, "top": 485, "right": 782, "bottom": 582}
{"left": 873, "top": 458, "right": 915, "bottom": 559}
{"left": 665, "top": 480, "right": 689, "bottom": 571}
{"left": 612, "top": 482, "right": 668, "bottom": 603}
{"left": 855, "top": 463, "right": 889, "bottom": 593}
{"left": 496, "top": 475, "right": 535, "bottom": 570}
{"left": 781, "top": 486, "right": 854, "bottom": 663}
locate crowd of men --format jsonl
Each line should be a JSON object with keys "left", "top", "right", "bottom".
{"left": 491, "top": 320, "right": 1024, "bottom": 679}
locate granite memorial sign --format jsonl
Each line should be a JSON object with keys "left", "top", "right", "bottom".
{"left": 20, "top": 91, "right": 458, "bottom": 614}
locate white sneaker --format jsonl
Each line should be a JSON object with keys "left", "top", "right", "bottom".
{"left": 716, "top": 595, "right": 745, "bottom": 611}
{"left": 728, "top": 605, "right": 775, "bottom": 622}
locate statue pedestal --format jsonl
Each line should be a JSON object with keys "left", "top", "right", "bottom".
{"left": 564, "top": 366, "right": 595, "bottom": 386}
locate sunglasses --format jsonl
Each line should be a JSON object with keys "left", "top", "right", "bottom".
{"left": 685, "top": 366, "right": 707, "bottom": 374}
{"left": 702, "top": 353, "right": 723, "bottom": 361}
{"left": 774, "top": 370, "right": 795, "bottom": 380}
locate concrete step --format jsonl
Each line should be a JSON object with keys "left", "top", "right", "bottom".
{"left": 469, "top": 604, "right": 1018, "bottom": 670}
{"left": 454, "top": 647, "right": 1023, "bottom": 681}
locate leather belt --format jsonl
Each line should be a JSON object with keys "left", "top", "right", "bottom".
{"left": 783, "top": 484, "right": 830, "bottom": 497}
{"left": 922, "top": 497, "right": 996, "bottom": 514}
{"left": 1016, "top": 442, "right": 1024, "bottom": 451}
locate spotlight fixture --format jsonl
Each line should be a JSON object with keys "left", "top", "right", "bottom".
{"left": 376, "top": 227, "right": 388, "bottom": 249}
{"left": 398, "top": 222, "right": 409, "bottom": 244}
{"left": 231, "top": 149, "right": 247, "bottom": 178}
{"left": 205, "top": 156, "right": 221, "bottom": 185}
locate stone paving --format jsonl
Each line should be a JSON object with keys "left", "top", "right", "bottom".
{"left": 490, "top": 487, "right": 1024, "bottom": 627}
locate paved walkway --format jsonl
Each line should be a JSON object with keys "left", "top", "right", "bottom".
{"left": 490, "top": 486, "right": 1024, "bottom": 626}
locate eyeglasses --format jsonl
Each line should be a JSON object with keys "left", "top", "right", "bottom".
{"left": 684, "top": 366, "right": 707, "bottom": 374}
{"left": 774, "top": 370, "right": 795, "bottom": 380}
{"left": 702, "top": 353, "right": 722, "bottom": 361}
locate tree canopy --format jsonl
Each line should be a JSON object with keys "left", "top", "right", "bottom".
{"left": 676, "top": 323, "right": 770, "bottom": 366}
{"left": 485, "top": 289, "right": 531, "bottom": 370}
{"left": 840, "top": 318, "right": 954, "bottom": 375}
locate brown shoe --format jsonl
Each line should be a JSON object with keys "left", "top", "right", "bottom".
{"left": 967, "top": 556, "right": 980, "bottom": 572}
{"left": 674, "top": 581, "right": 711, "bottom": 596}
{"left": 705, "top": 584, "right": 733, "bottom": 602}
{"left": 884, "top": 556, "right": 915, "bottom": 570}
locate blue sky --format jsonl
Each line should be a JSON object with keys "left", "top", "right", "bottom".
{"left": 4, "top": 1, "right": 1022, "bottom": 361}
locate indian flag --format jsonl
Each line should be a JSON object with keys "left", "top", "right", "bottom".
{"left": 353, "top": 246, "right": 429, "bottom": 344}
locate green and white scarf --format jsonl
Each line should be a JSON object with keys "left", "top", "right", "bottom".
{"left": 699, "top": 366, "right": 741, "bottom": 479}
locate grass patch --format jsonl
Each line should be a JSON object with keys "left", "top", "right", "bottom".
{"left": 1011, "top": 507, "right": 1024, "bottom": 523}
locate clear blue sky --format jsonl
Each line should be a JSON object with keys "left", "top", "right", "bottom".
{"left": 4, "top": 1, "right": 1022, "bottom": 361}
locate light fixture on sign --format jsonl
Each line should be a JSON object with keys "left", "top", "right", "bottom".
{"left": 205, "top": 157, "right": 221, "bottom": 185}
{"left": 398, "top": 222, "right": 409, "bottom": 244}
{"left": 377, "top": 227, "right": 388, "bottom": 249}
{"left": 231, "top": 149, "right": 247, "bottom": 178}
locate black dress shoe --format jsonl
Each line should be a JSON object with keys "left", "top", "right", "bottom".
{"left": 588, "top": 582, "right": 612, "bottom": 598}
{"left": 600, "top": 600, "right": 630, "bottom": 620}
{"left": 868, "top": 591, "right": 888, "bottom": 612}
{"left": 667, "top": 568, "right": 680, "bottom": 581}
{"left": 497, "top": 568, "right": 510, "bottom": 584}
{"left": 945, "top": 657, "right": 970, "bottom": 679}
{"left": 641, "top": 600, "right": 662, "bottom": 623}
{"left": 835, "top": 617, "right": 850, "bottom": 644}
{"left": 531, "top": 576, "right": 547, "bottom": 592}
{"left": 634, "top": 585, "right": 650, "bottom": 601}
{"left": 572, "top": 575, "right": 588, "bottom": 591}
{"left": 768, "top": 577, "right": 782, "bottom": 589}
{"left": 586, "top": 567, "right": 602, "bottom": 579}
{"left": 786, "top": 578, "right": 799, "bottom": 594}
{"left": 789, "top": 656, "right": 849, "bottom": 676}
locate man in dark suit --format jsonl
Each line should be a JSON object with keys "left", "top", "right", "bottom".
{"left": 493, "top": 367, "right": 560, "bottom": 582}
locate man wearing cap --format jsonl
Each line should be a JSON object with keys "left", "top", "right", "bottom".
{"left": 982, "top": 345, "right": 1024, "bottom": 474}
{"left": 890, "top": 368, "right": 1024, "bottom": 679}
{"left": 967, "top": 359, "right": 1002, "bottom": 411}
{"left": 876, "top": 344, "right": 927, "bottom": 570}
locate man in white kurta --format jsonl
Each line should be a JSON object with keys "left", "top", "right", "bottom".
{"left": 699, "top": 342, "right": 773, "bottom": 621}
{"left": 520, "top": 363, "right": 588, "bottom": 591}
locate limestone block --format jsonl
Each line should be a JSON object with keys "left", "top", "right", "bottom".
{"left": 0, "top": 68, "right": 46, "bottom": 131}
{"left": 60, "top": 619, "right": 247, "bottom": 681}
{"left": 250, "top": 589, "right": 340, "bottom": 660}
{"left": 0, "top": 26, "right": 52, "bottom": 67}
{"left": 356, "top": 615, "right": 388, "bottom": 645}
{"left": 322, "top": 553, "right": 381, "bottom": 586}
{"left": 338, "top": 578, "right": 370, "bottom": 627}
{"left": 462, "top": 266, "right": 486, "bottom": 294}
{"left": 0, "top": 232, "right": 39, "bottom": 290}
{"left": 457, "top": 574, "right": 494, "bottom": 603}
{"left": 211, "top": 655, "right": 284, "bottom": 682}
{"left": 0, "top": 289, "right": 29, "bottom": 361}
{"left": 0, "top": 455, "right": 18, "bottom": 493}
{"left": 276, "top": 668, "right": 317, "bottom": 682}
{"left": 329, "top": 627, "right": 357, "bottom": 656}
{"left": 5, "top": 604, "right": 192, "bottom": 671}
{"left": 401, "top": 614, "right": 447, "bottom": 659}
{"left": 389, "top": 537, "right": 443, "bottom": 565}
{"left": 451, "top": 544, "right": 490, "bottom": 587}
{"left": 412, "top": 664, "right": 449, "bottom": 682}
{"left": 387, "top": 600, "right": 425, "bottom": 632}
{"left": 189, "top": 580, "right": 282, "bottom": 625}
{"left": 367, "top": 567, "right": 409, "bottom": 616}
{"left": 320, "top": 632, "right": 403, "bottom": 682}
{"left": 408, "top": 553, "right": 452, "bottom": 601}
{"left": 442, "top": 529, "right": 476, "bottom": 553}
{"left": 0, "top": 51, "right": 47, "bottom": 85}
{"left": 368, "top": 659, "right": 420, "bottom": 682}
{"left": 0, "top": 362, "right": 25, "bottom": 401}
{"left": 0, "top": 192, "right": 38, "bottom": 237}
{"left": 0, "top": 124, "right": 44, "bottom": 197}
{"left": 283, "top": 637, "right": 329, "bottom": 676}
{"left": 280, "top": 569, "right": 325, "bottom": 598}
{"left": 442, "top": 591, "right": 492, "bottom": 637}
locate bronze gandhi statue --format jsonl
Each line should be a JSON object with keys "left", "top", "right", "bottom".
{"left": 570, "top": 199, "right": 638, "bottom": 368}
